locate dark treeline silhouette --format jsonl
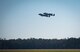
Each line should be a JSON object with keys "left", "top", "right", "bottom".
{"left": 0, "top": 37, "right": 80, "bottom": 49}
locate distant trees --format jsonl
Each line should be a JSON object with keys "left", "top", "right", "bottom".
{"left": 0, "top": 37, "right": 80, "bottom": 49}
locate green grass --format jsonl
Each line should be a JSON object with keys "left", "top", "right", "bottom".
{"left": 0, "top": 49, "right": 80, "bottom": 52}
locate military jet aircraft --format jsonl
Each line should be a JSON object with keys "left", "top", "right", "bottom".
{"left": 38, "top": 12, "right": 55, "bottom": 17}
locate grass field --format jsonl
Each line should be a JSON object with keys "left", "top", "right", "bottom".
{"left": 0, "top": 49, "right": 80, "bottom": 52}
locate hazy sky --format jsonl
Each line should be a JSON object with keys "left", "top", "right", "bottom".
{"left": 0, "top": 0, "right": 80, "bottom": 39}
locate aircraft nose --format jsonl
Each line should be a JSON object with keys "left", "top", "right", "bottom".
{"left": 53, "top": 14, "right": 55, "bottom": 16}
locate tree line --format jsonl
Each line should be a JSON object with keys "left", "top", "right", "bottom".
{"left": 0, "top": 37, "right": 80, "bottom": 49}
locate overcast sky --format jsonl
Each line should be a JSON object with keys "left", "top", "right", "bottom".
{"left": 0, "top": 0, "right": 80, "bottom": 39}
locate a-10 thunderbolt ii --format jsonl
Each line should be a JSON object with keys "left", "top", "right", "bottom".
{"left": 38, "top": 12, "right": 55, "bottom": 17}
